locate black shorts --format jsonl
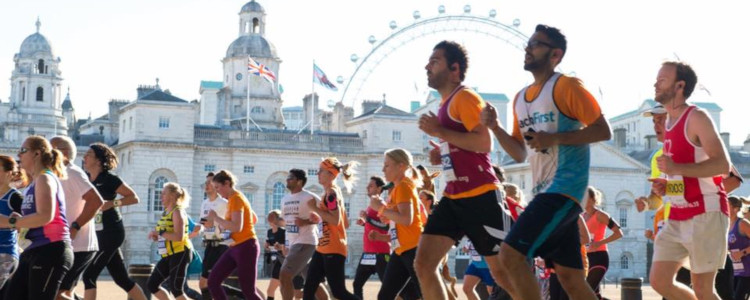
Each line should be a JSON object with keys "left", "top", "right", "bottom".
{"left": 201, "top": 243, "right": 228, "bottom": 278}
{"left": 423, "top": 189, "right": 512, "bottom": 256}
{"left": 271, "top": 260, "right": 282, "bottom": 279}
{"left": 292, "top": 275, "right": 304, "bottom": 290}
{"left": 504, "top": 193, "right": 583, "bottom": 269}
{"left": 59, "top": 251, "right": 97, "bottom": 290}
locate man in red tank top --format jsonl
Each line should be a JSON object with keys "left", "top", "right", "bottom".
{"left": 649, "top": 61, "right": 731, "bottom": 300}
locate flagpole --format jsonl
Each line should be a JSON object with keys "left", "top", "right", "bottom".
{"left": 311, "top": 60, "right": 315, "bottom": 136}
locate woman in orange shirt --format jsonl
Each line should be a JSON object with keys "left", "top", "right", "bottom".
{"left": 304, "top": 157, "right": 360, "bottom": 300}
{"left": 369, "top": 148, "right": 424, "bottom": 300}
{"left": 206, "top": 170, "right": 262, "bottom": 300}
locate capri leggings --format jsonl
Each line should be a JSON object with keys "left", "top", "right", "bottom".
{"left": 207, "top": 239, "right": 263, "bottom": 300}
{"left": 147, "top": 250, "right": 192, "bottom": 298}
{"left": 5, "top": 241, "right": 74, "bottom": 300}
{"left": 303, "top": 252, "right": 359, "bottom": 300}
{"left": 82, "top": 223, "right": 137, "bottom": 291}
{"left": 586, "top": 251, "right": 609, "bottom": 299}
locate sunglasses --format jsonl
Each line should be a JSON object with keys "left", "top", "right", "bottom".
{"left": 19, "top": 147, "right": 29, "bottom": 154}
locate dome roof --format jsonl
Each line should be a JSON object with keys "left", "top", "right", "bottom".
{"left": 241, "top": 1, "right": 264, "bottom": 13}
{"left": 18, "top": 33, "right": 54, "bottom": 58}
{"left": 226, "top": 35, "right": 277, "bottom": 58}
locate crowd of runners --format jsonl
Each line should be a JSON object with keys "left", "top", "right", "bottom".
{"left": 0, "top": 24, "right": 748, "bottom": 300}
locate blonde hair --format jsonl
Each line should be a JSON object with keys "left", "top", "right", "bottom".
{"left": 385, "top": 148, "right": 423, "bottom": 187}
{"left": 163, "top": 182, "right": 190, "bottom": 208}
{"left": 267, "top": 209, "right": 282, "bottom": 221}
{"left": 586, "top": 186, "right": 602, "bottom": 206}
{"left": 25, "top": 135, "right": 66, "bottom": 179}
{"left": 321, "top": 157, "right": 359, "bottom": 193}
{"left": 503, "top": 183, "right": 525, "bottom": 206}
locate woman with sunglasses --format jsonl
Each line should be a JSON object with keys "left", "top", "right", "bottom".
{"left": 81, "top": 142, "right": 147, "bottom": 300}
{"left": 0, "top": 136, "right": 73, "bottom": 299}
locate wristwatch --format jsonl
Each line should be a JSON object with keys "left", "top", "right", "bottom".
{"left": 8, "top": 216, "right": 17, "bottom": 229}
{"left": 113, "top": 199, "right": 122, "bottom": 207}
{"left": 71, "top": 221, "right": 81, "bottom": 230}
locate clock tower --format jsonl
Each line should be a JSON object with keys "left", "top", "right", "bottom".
{"left": 216, "top": 0, "right": 283, "bottom": 129}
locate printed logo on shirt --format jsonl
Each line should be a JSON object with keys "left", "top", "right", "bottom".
{"left": 518, "top": 111, "right": 556, "bottom": 129}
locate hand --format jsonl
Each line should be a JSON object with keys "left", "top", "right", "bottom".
{"left": 148, "top": 231, "right": 158, "bottom": 241}
{"left": 656, "top": 156, "right": 679, "bottom": 175}
{"left": 635, "top": 197, "right": 647, "bottom": 212}
{"left": 649, "top": 178, "right": 667, "bottom": 196}
{"left": 70, "top": 228, "right": 78, "bottom": 240}
{"left": 356, "top": 218, "right": 365, "bottom": 226}
{"left": 101, "top": 201, "right": 114, "bottom": 211}
{"left": 274, "top": 243, "right": 284, "bottom": 251}
{"left": 588, "top": 241, "right": 601, "bottom": 251}
{"left": 644, "top": 229, "right": 654, "bottom": 240}
{"left": 367, "top": 230, "right": 378, "bottom": 241}
{"left": 731, "top": 250, "right": 745, "bottom": 262}
{"left": 428, "top": 140, "right": 441, "bottom": 165}
{"left": 359, "top": 210, "right": 367, "bottom": 218}
{"left": 206, "top": 210, "right": 217, "bottom": 221}
{"left": 525, "top": 130, "right": 557, "bottom": 153}
{"left": 480, "top": 103, "right": 499, "bottom": 130}
{"left": 418, "top": 112, "right": 442, "bottom": 138}
{"left": 309, "top": 212, "right": 321, "bottom": 224}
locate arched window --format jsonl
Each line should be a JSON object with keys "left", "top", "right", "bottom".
{"left": 149, "top": 176, "right": 169, "bottom": 212}
{"left": 36, "top": 87, "right": 43, "bottom": 102}
{"left": 272, "top": 182, "right": 285, "bottom": 210}
{"left": 37, "top": 59, "right": 45, "bottom": 74}
{"left": 252, "top": 18, "right": 259, "bottom": 33}
{"left": 620, "top": 253, "right": 630, "bottom": 270}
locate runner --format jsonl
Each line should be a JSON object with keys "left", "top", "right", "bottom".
{"left": 582, "top": 186, "right": 622, "bottom": 299}
{"left": 206, "top": 170, "right": 263, "bottom": 300}
{"left": 0, "top": 136, "right": 74, "bottom": 300}
{"left": 481, "top": 24, "right": 611, "bottom": 299}
{"left": 417, "top": 40, "right": 511, "bottom": 300}
{"left": 303, "top": 157, "right": 359, "bottom": 300}
{"left": 81, "top": 142, "right": 148, "bottom": 300}
{"left": 0, "top": 155, "right": 23, "bottom": 293}
{"left": 198, "top": 172, "right": 233, "bottom": 300}
{"left": 369, "top": 148, "right": 424, "bottom": 300}
{"left": 649, "top": 61, "right": 731, "bottom": 300}
{"left": 147, "top": 182, "right": 193, "bottom": 300}
{"left": 461, "top": 240, "right": 497, "bottom": 300}
{"left": 50, "top": 136, "right": 105, "bottom": 300}
{"left": 728, "top": 196, "right": 750, "bottom": 300}
{"left": 278, "top": 169, "right": 323, "bottom": 300}
{"left": 352, "top": 176, "right": 389, "bottom": 299}
{"left": 265, "top": 210, "right": 285, "bottom": 300}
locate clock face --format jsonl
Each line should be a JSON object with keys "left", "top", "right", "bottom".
{"left": 236, "top": 73, "right": 243, "bottom": 80}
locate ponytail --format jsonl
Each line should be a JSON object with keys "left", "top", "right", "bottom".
{"left": 24, "top": 136, "right": 66, "bottom": 179}
{"left": 340, "top": 161, "right": 359, "bottom": 193}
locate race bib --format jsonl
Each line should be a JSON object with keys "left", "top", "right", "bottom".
{"left": 440, "top": 141, "right": 457, "bottom": 182}
{"left": 157, "top": 236, "right": 167, "bottom": 255}
{"left": 666, "top": 179, "right": 685, "bottom": 197}
{"left": 94, "top": 211, "right": 103, "bottom": 231}
{"left": 470, "top": 249, "right": 481, "bottom": 262}
{"left": 271, "top": 251, "right": 278, "bottom": 261}
{"left": 361, "top": 253, "right": 377, "bottom": 266}
{"left": 288, "top": 225, "right": 299, "bottom": 234}
{"left": 389, "top": 221, "right": 399, "bottom": 251}
{"left": 731, "top": 250, "right": 744, "bottom": 271}
{"left": 203, "top": 226, "right": 218, "bottom": 240}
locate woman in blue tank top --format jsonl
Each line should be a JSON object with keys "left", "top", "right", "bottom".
{"left": 0, "top": 155, "right": 24, "bottom": 292}
{"left": 0, "top": 136, "right": 73, "bottom": 300}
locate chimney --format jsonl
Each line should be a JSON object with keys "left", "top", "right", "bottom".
{"left": 613, "top": 127, "right": 627, "bottom": 148}
{"left": 411, "top": 101, "right": 421, "bottom": 113}
{"left": 720, "top": 132, "right": 730, "bottom": 149}
{"left": 302, "top": 93, "right": 319, "bottom": 128}
{"left": 645, "top": 134, "right": 659, "bottom": 150}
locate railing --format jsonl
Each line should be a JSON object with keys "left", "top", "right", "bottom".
{"left": 194, "top": 127, "right": 364, "bottom": 153}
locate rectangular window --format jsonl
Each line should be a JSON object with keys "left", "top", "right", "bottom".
{"left": 130, "top": 116, "right": 133, "bottom": 129}
{"left": 204, "top": 164, "right": 216, "bottom": 172}
{"left": 122, "top": 120, "right": 126, "bottom": 132}
{"left": 308, "top": 169, "right": 318, "bottom": 176}
{"left": 619, "top": 207, "right": 628, "bottom": 228}
{"left": 244, "top": 165, "right": 255, "bottom": 174}
{"left": 392, "top": 130, "right": 401, "bottom": 142}
{"left": 158, "top": 117, "right": 170, "bottom": 129}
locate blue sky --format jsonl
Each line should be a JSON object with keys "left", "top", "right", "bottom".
{"left": 1, "top": 0, "right": 747, "bottom": 144}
